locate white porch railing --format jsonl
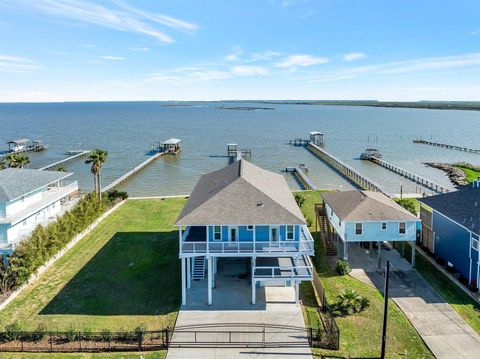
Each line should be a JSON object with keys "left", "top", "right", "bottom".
{"left": 180, "top": 239, "right": 314, "bottom": 255}
{"left": 253, "top": 255, "right": 313, "bottom": 280}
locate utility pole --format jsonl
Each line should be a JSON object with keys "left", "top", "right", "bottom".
{"left": 380, "top": 260, "right": 390, "bottom": 359}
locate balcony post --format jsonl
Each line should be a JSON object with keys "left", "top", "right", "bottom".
{"left": 181, "top": 257, "right": 186, "bottom": 306}
{"left": 179, "top": 227, "right": 183, "bottom": 255}
{"left": 187, "top": 257, "right": 191, "bottom": 289}
{"left": 411, "top": 241, "right": 416, "bottom": 268}
{"left": 295, "top": 281, "right": 299, "bottom": 305}
{"left": 253, "top": 225, "right": 256, "bottom": 253}
{"left": 207, "top": 257, "right": 212, "bottom": 305}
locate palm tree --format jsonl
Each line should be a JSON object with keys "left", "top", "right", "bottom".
{"left": 5, "top": 153, "right": 30, "bottom": 169}
{"left": 0, "top": 159, "right": 5, "bottom": 170}
{"left": 85, "top": 149, "right": 108, "bottom": 199}
{"left": 56, "top": 166, "right": 67, "bottom": 172}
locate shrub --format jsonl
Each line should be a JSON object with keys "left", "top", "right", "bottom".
{"left": 31, "top": 323, "right": 47, "bottom": 341}
{"left": 396, "top": 199, "right": 417, "bottom": 215}
{"left": 294, "top": 193, "right": 305, "bottom": 208}
{"left": 0, "top": 194, "right": 108, "bottom": 292}
{"left": 332, "top": 289, "right": 370, "bottom": 316}
{"left": 134, "top": 323, "right": 147, "bottom": 340}
{"left": 306, "top": 217, "right": 312, "bottom": 228}
{"left": 335, "top": 259, "right": 351, "bottom": 275}
{"left": 106, "top": 189, "right": 129, "bottom": 201}
{"left": 65, "top": 325, "right": 77, "bottom": 342}
{"left": 101, "top": 329, "right": 112, "bottom": 342}
{"left": 5, "top": 321, "right": 22, "bottom": 342}
{"left": 83, "top": 327, "right": 93, "bottom": 341}
{"left": 119, "top": 327, "right": 132, "bottom": 341}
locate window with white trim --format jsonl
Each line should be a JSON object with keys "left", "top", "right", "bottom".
{"left": 247, "top": 225, "right": 254, "bottom": 231}
{"left": 213, "top": 226, "right": 222, "bottom": 241}
{"left": 382, "top": 222, "right": 387, "bottom": 230}
{"left": 355, "top": 223, "right": 363, "bottom": 235}
{"left": 399, "top": 222, "right": 406, "bottom": 235}
{"left": 472, "top": 239, "right": 479, "bottom": 251}
{"left": 286, "top": 225, "right": 294, "bottom": 240}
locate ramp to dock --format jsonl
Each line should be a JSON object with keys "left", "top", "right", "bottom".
{"left": 307, "top": 142, "right": 391, "bottom": 197}
{"left": 38, "top": 150, "right": 91, "bottom": 171}
{"left": 413, "top": 139, "right": 480, "bottom": 154}
{"left": 368, "top": 156, "right": 450, "bottom": 194}
{"left": 286, "top": 166, "right": 318, "bottom": 191}
{"left": 102, "top": 151, "right": 165, "bottom": 192}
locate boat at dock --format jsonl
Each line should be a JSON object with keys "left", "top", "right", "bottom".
{"left": 360, "top": 148, "right": 382, "bottom": 160}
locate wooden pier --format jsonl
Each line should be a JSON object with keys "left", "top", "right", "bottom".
{"left": 307, "top": 142, "right": 391, "bottom": 197}
{"left": 413, "top": 139, "right": 480, "bottom": 154}
{"left": 289, "top": 138, "right": 309, "bottom": 146}
{"left": 38, "top": 150, "right": 91, "bottom": 171}
{"left": 368, "top": 156, "right": 450, "bottom": 194}
{"left": 227, "top": 144, "right": 252, "bottom": 159}
{"left": 285, "top": 165, "right": 318, "bottom": 190}
{"left": 102, "top": 150, "right": 166, "bottom": 192}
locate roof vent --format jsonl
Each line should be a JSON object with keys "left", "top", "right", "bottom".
{"left": 257, "top": 201, "right": 263, "bottom": 207}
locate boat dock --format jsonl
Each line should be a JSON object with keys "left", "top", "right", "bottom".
{"left": 2, "top": 139, "right": 48, "bottom": 157}
{"left": 307, "top": 142, "right": 391, "bottom": 197}
{"left": 285, "top": 165, "right": 318, "bottom": 190}
{"left": 38, "top": 150, "right": 91, "bottom": 171}
{"left": 227, "top": 144, "right": 252, "bottom": 159}
{"left": 367, "top": 156, "right": 450, "bottom": 194}
{"left": 413, "top": 139, "right": 480, "bottom": 154}
{"left": 102, "top": 150, "right": 166, "bottom": 192}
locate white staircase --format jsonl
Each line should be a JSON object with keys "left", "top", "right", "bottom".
{"left": 193, "top": 256, "right": 206, "bottom": 280}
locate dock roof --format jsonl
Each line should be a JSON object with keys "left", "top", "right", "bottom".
{"left": 176, "top": 159, "right": 306, "bottom": 225}
{"left": 163, "top": 138, "right": 181, "bottom": 145}
{"left": 7, "top": 138, "right": 29, "bottom": 144}
{"left": 0, "top": 168, "right": 73, "bottom": 202}
{"left": 322, "top": 190, "right": 418, "bottom": 222}
{"left": 419, "top": 184, "right": 480, "bottom": 235}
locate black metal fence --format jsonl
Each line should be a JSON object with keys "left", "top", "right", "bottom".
{"left": 0, "top": 330, "right": 168, "bottom": 353}
{"left": 311, "top": 268, "right": 340, "bottom": 350}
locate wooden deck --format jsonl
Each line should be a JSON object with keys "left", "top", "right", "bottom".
{"left": 38, "top": 150, "right": 91, "bottom": 171}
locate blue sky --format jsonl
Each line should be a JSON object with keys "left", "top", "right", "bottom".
{"left": 0, "top": 0, "right": 479, "bottom": 102}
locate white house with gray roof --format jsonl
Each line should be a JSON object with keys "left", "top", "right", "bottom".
{"left": 0, "top": 168, "right": 78, "bottom": 255}
{"left": 176, "top": 159, "right": 314, "bottom": 306}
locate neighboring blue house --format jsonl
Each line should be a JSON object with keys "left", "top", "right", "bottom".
{"left": 321, "top": 190, "right": 420, "bottom": 267}
{"left": 419, "top": 180, "right": 480, "bottom": 289}
{"left": 176, "top": 159, "right": 314, "bottom": 306}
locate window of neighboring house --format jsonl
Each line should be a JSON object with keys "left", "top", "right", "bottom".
{"left": 22, "top": 220, "right": 27, "bottom": 226}
{"left": 213, "top": 226, "right": 222, "bottom": 241}
{"left": 286, "top": 225, "right": 294, "bottom": 240}
{"left": 247, "top": 225, "right": 254, "bottom": 231}
{"left": 399, "top": 222, "right": 406, "bottom": 235}
{"left": 382, "top": 222, "right": 387, "bottom": 230}
{"left": 355, "top": 223, "right": 363, "bottom": 235}
{"left": 472, "top": 239, "right": 479, "bottom": 251}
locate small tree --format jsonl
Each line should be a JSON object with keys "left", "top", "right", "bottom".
{"left": 294, "top": 193, "right": 305, "bottom": 208}
{"left": 5, "top": 153, "right": 30, "bottom": 168}
{"left": 56, "top": 166, "right": 67, "bottom": 172}
{"left": 85, "top": 149, "right": 108, "bottom": 199}
{"left": 396, "top": 199, "right": 417, "bottom": 215}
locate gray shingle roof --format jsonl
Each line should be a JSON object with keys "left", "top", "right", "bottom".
{"left": 0, "top": 168, "right": 72, "bottom": 202}
{"left": 176, "top": 159, "right": 306, "bottom": 225}
{"left": 322, "top": 190, "right": 418, "bottom": 222}
{"left": 419, "top": 186, "right": 480, "bottom": 235}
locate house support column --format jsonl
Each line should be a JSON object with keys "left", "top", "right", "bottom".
{"left": 343, "top": 241, "right": 348, "bottom": 260}
{"left": 377, "top": 241, "right": 382, "bottom": 269}
{"left": 207, "top": 257, "right": 212, "bottom": 305}
{"left": 186, "top": 257, "right": 191, "bottom": 289}
{"left": 295, "top": 281, "right": 300, "bottom": 305}
{"left": 411, "top": 241, "right": 416, "bottom": 268}
{"left": 181, "top": 257, "right": 186, "bottom": 306}
{"left": 252, "top": 279, "right": 256, "bottom": 305}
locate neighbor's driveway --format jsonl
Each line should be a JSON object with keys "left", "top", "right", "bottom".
{"left": 347, "top": 243, "right": 480, "bottom": 359}
{"left": 166, "top": 287, "right": 313, "bottom": 359}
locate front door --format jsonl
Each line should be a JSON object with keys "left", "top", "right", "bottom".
{"left": 230, "top": 227, "right": 237, "bottom": 242}
{"left": 270, "top": 226, "right": 279, "bottom": 242}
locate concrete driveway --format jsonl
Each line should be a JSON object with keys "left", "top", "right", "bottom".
{"left": 346, "top": 243, "right": 480, "bottom": 359}
{"left": 167, "top": 259, "right": 312, "bottom": 359}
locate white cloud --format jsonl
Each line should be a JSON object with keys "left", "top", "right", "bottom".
{"left": 343, "top": 52, "right": 366, "bottom": 61}
{"left": 225, "top": 47, "right": 244, "bottom": 62}
{"left": 270, "top": 0, "right": 309, "bottom": 7}
{"left": 275, "top": 54, "right": 329, "bottom": 68}
{"left": 130, "top": 47, "right": 150, "bottom": 52}
{"left": 248, "top": 51, "right": 281, "bottom": 62}
{"left": 308, "top": 53, "right": 480, "bottom": 82}
{"left": 231, "top": 65, "right": 268, "bottom": 76}
{"left": 0, "top": 54, "right": 38, "bottom": 72}
{"left": 4, "top": 0, "right": 199, "bottom": 44}
{"left": 98, "top": 55, "right": 125, "bottom": 61}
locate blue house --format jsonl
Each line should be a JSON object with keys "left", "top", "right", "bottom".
{"left": 176, "top": 159, "right": 314, "bottom": 306}
{"left": 419, "top": 180, "right": 480, "bottom": 289}
{"left": 321, "top": 190, "right": 420, "bottom": 267}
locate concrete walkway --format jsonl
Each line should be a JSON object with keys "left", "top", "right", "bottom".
{"left": 167, "top": 259, "right": 312, "bottom": 359}
{"left": 346, "top": 243, "right": 480, "bottom": 359}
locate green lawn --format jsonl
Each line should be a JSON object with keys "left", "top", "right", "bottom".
{"left": 298, "top": 190, "right": 433, "bottom": 358}
{"left": 455, "top": 165, "right": 480, "bottom": 184}
{"left": 392, "top": 241, "right": 480, "bottom": 335}
{"left": 0, "top": 198, "right": 186, "bottom": 332}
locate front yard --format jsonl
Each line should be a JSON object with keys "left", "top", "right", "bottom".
{"left": 0, "top": 198, "right": 186, "bottom": 332}
{"left": 299, "top": 191, "right": 434, "bottom": 358}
